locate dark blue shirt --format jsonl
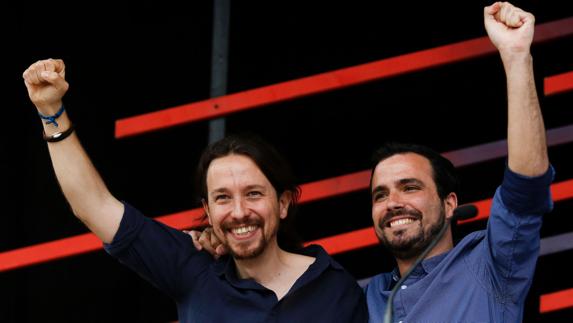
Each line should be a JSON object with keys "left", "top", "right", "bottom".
{"left": 364, "top": 166, "right": 555, "bottom": 323}
{"left": 104, "top": 204, "right": 368, "bottom": 323}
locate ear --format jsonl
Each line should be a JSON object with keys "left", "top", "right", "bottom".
{"left": 278, "top": 191, "right": 293, "bottom": 220}
{"left": 443, "top": 192, "right": 458, "bottom": 221}
{"left": 202, "top": 199, "right": 212, "bottom": 225}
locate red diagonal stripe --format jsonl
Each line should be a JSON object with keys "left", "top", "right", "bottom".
{"left": 298, "top": 170, "right": 371, "bottom": 203}
{"left": 307, "top": 179, "right": 573, "bottom": 254}
{"left": 115, "top": 36, "right": 492, "bottom": 138}
{"left": 0, "top": 234, "right": 102, "bottom": 271}
{"left": 114, "top": 17, "right": 573, "bottom": 139}
{"left": 304, "top": 197, "right": 492, "bottom": 254}
{"left": 3, "top": 178, "right": 572, "bottom": 272}
{"left": 540, "top": 288, "right": 573, "bottom": 313}
{"left": 305, "top": 227, "right": 378, "bottom": 255}
{"left": 0, "top": 208, "right": 205, "bottom": 272}
{"left": 2, "top": 132, "right": 573, "bottom": 271}
{"left": 3, "top": 133, "right": 573, "bottom": 271}
{"left": 545, "top": 70, "right": 573, "bottom": 96}
{"left": 0, "top": 173, "right": 371, "bottom": 272}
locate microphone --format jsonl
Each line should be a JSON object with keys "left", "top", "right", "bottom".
{"left": 452, "top": 204, "right": 478, "bottom": 221}
{"left": 383, "top": 204, "right": 478, "bottom": 323}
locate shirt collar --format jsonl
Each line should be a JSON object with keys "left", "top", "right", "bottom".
{"left": 387, "top": 251, "right": 450, "bottom": 290}
{"left": 421, "top": 251, "right": 448, "bottom": 273}
{"left": 211, "top": 244, "right": 342, "bottom": 288}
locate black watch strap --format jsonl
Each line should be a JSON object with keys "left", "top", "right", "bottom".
{"left": 43, "top": 124, "right": 75, "bottom": 142}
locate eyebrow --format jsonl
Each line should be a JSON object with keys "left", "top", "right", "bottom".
{"left": 371, "top": 185, "right": 386, "bottom": 196}
{"left": 371, "top": 178, "right": 425, "bottom": 195}
{"left": 244, "top": 184, "right": 266, "bottom": 191}
{"left": 209, "top": 184, "right": 266, "bottom": 195}
{"left": 209, "top": 188, "right": 228, "bottom": 197}
{"left": 398, "top": 178, "right": 425, "bottom": 187}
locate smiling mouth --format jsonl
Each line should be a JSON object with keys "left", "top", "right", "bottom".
{"left": 231, "top": 225, "right": 258, "bottom": 236}
{"left": 387, "top": 217, "right": 418, "bottom": 228}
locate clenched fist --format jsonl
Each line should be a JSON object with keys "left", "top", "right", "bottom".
{"left": 484, "top": 2, "right": 535, "bottom": 58}
{"left": 23, "top": 59, "right": 69, "bottom": 115}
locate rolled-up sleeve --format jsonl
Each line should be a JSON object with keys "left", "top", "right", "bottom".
{"left": 500, "top": 165, "right": 555, "bottom": 215}
{"left": 478, "top": 165, "right": 555, "bottom": 303}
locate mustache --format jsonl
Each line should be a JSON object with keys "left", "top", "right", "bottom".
{"left": 379, "top": 208, "right": 423, "bottom": 228}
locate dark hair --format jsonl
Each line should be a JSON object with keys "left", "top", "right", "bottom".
{"left": 196, "top": 134, "right": 302, "bottom": 251}
{"left": 370, "top": 142, "right": 460, "bottom": 200}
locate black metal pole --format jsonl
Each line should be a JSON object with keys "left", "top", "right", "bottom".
{"left": 208, "top": 0, "right": 230, "bottom": 143}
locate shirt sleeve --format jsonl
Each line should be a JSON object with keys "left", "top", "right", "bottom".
{"left": 103, "top": 202, "right": 213, "bottom": 298}
{"left": 478, "top": 165, "right": 554, "bottom": 302}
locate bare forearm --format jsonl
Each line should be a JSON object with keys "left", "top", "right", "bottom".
{"left": 43, "top": 113, "right": 123, "bottom": 243}
{"left": 484, "top": 3, "right": 549, "bottom": 177}
{"left": 502, "top": 53, "right": 549, "bottom": 176}
{"left": 24, "top": 59, "right": 123, "bottom": 243}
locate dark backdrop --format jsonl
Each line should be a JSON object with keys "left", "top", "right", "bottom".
{"left": 2, "top": 1, "right": 572, "bottom": 322}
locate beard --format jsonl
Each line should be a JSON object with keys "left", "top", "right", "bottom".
{"left": 219, "top": 217, "right": 274, "bottom": 260}
{"left": 378, "top": 205, "right": 446, "bottom": 260}
{"left": 229, "top": 238, "right": 266, "bottom": 260}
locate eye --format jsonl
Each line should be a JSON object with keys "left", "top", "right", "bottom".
{"left": 373, "top": 191, "right": 388, "bottom": 202}
{"left": 404, "top": 185, "right": 420, "bottom": 192}
{"left": 214, "top": 194, "right": 230, "bottom": 202}
{"left": 247, "top": 191, "right": 263, "bottom": 198}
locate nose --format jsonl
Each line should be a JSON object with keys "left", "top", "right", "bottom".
{"left": 230, "top": 198, "right": 248, "bottom": 219}
{"left": 386, "top": 191, "right": 405, "bottom": 210}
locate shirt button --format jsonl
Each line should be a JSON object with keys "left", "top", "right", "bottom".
{"left": 401, "top": 285, "right": 407, "bottom": 290}
{"left": 398, "top": 321, "right": 403, "bottom": 323}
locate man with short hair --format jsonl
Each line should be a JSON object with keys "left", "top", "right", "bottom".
{"left": 366, "top": 2, "right": 553, "bottom": 321}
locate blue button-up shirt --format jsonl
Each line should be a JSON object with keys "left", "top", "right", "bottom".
{"left": 104, "top": 204, "right": 368, "bottom": 323}
{"left": 365, "top": 166, "right": 554, "bottom": 323}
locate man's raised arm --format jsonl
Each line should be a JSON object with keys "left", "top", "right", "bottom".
{"left": 23, "top": 59, "right": 123, "bottom": 243}
{"left": 484, "top": 2, "right": 549, "bottom": 176}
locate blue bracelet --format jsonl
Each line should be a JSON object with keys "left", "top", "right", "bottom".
{"left": 38, "top": 104, "right": 65, "bottom": 127}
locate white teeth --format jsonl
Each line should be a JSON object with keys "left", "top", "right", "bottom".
{"left": 232, "top": 225, "right": 257, "bottom": 235}
{"left": 389, "top": 218, "right": 415, "bottom": 228}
